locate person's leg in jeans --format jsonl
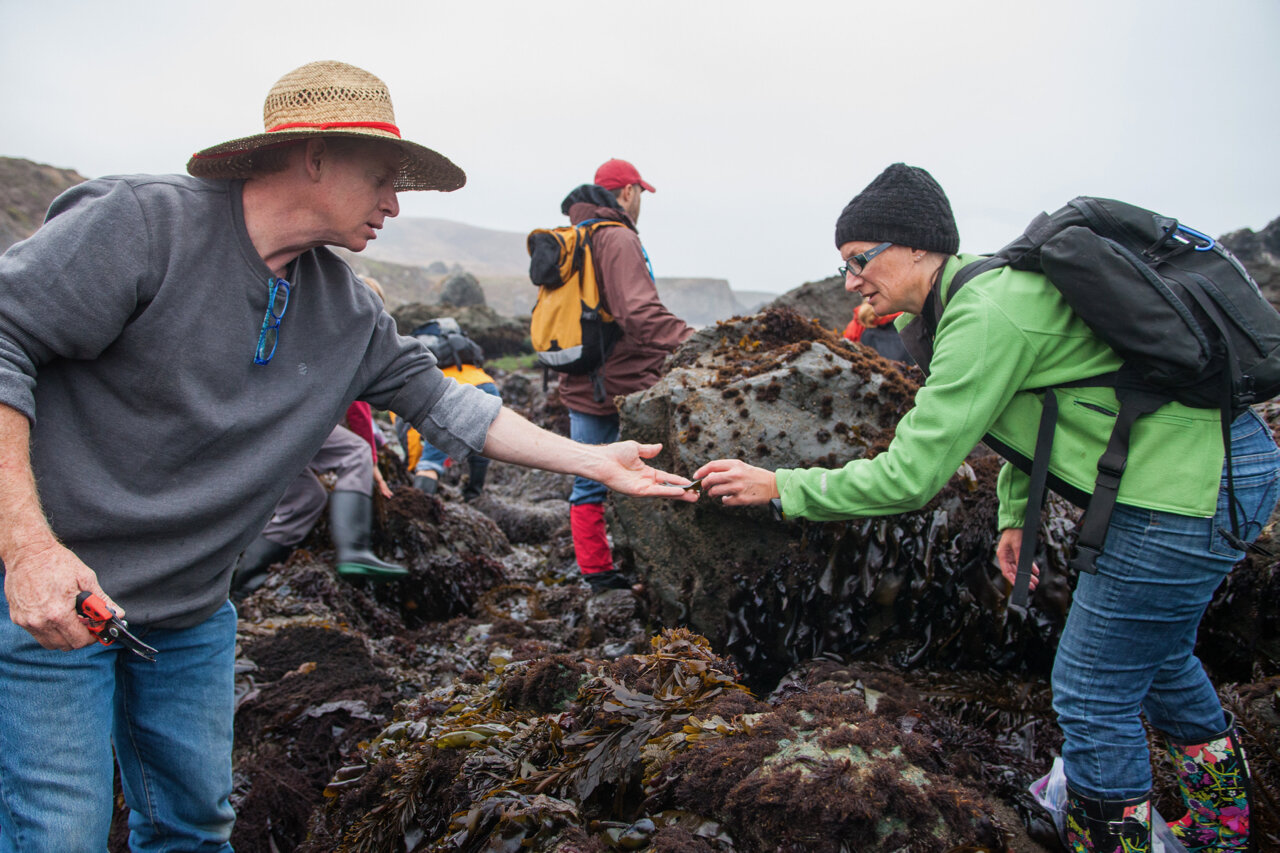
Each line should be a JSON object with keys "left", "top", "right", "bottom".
{"left": 1144, "top": 410, "right": 1279, "bottom": 851}
{"left": 0, "top": 585, "right": 117, "bottom": 852}
{"left": 1053, "top": 504, "right": 1231, "bottom": 798}
{"left": 414, "top": 440, "right": 449, "bottom": 493}
{"left": 1053, "top": 410, "right": 1280, "bottom": 799}
{"left": 113, "top": 600, "right": 237, "bottom": 851}
{"left": 569, "top": 410, "right": 620, "bottom": 579}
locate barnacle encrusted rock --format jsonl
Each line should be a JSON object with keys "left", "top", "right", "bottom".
{"left": 610, "top": 307, "right": 1070, "bottom": 684}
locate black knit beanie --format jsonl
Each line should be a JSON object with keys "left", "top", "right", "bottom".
{"left": 834, "top": 163, "right": 959, "bottom": 254}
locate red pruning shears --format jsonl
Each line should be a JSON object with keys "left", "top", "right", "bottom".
{"left": 75, "top": 592, "right": 158, "bottom": 662}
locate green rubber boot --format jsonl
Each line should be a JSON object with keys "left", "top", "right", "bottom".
{"left": 229, "top": 535, "right": 291, "bottom": 600}
{"left": 328, "top": 490, "right": 409, "bottom": 580}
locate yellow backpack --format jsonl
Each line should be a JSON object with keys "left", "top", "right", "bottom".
{"left": 526, "top": 219, "right": 625, "bottom": 396}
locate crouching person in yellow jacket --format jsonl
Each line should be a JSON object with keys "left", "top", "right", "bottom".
{"left": 395, "top": 317, "right": 502, "bottom": 501}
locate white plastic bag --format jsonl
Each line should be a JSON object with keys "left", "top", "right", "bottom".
{"left": 1029, "top": 757, "right": 1187, "bottom": 853}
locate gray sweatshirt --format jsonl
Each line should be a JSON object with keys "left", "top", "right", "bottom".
{"left": 0, "top": 175, "right": 502, "bottom": 628}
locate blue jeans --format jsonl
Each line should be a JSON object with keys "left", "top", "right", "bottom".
{"left": 415, "top": 382, "right": 501, "bottom": 476}
{"left": 1053, "top": 409, "right": 1280, "bottom": 799}
{"left": 569, "top": 410, "right": 620, "bottom": 505}
{"left": 0, "top": 594, "right": 236, "bottom": 852}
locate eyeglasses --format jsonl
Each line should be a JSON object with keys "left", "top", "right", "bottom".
{"left": 253, "top": 276, "right": 291, "bottom": 365}
{"left": 838, "top": 242, "right": 893, "bottom": 278}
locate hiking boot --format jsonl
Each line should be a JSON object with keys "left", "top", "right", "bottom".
{"left": 582, "top": 569, "right": 635, "bottom": 592}
{"left": 328, "top": 490, "right": 409, "bottom": 580}
{"left": 229, "top": 535, "right": 291, "bottom": 600}
{"left": 462, "top": 457, "right": 488, "bottom": 502}
{"left": 1164, "top": 711, "right": 1255, "bottom": 852}
{"left": 1064, "top": 785, "right": 1150, "bottom": 853}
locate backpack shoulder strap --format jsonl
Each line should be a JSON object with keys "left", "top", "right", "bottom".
{"left": 945, "top": 256, "right": 1008, "bottom": 308}
{"left": 1067, "top": 387, "right": 1170, "bottom": 573}
{"left": 899, "top": 256, "right": 1009, "bottom": 374}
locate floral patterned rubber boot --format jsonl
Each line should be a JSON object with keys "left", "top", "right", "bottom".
{"left": 1165, "top": 711, "right": 1254, "bottom": 852}
{"left": 1064, "top": 785, "right": 1151, "bottom": 853}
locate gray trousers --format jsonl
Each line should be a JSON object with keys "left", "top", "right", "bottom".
{"left": 261, "top": 424, "right": 372, "bottom": 546}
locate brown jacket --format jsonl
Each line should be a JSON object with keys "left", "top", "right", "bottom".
{"left": 558, "top": 202, "right": 694, "bottom": 415}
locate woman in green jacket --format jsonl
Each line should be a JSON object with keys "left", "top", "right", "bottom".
{"left": 694, "top": 163, "right": 1277, "bottom": 853}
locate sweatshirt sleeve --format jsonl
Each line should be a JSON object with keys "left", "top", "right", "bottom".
{"left": 0, "top": 179, "right": 157, "bottom": 422}
{"left": 774, "top": 287, "right": 1038, "bottom": 521}
{"left": 594, "top": 228, "right": 693, "bottom": 351}
{"left": 355, "top": 312, "right": 502, "bottom": 460}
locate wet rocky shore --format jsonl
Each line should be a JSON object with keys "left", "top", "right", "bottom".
{"left": 110, "top": 308, "right": 1280, "bottom": 853}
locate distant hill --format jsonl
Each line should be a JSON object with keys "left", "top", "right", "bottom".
{"left": 333, "top": 249, "right": 444, "bottom": 308}
{"left": 0, "top": 156, "right": 762, "bottom": 325}
{"left": 358, "top": 216, "right": 762, "bottom": 325}
{"left": 362, "top": 217, "right": 530, "bottom": 276}
{"left": 8, "top": 156, "right": 1274, "bottom": 323}
{"left": 0, "top": 157, "right": 88, "bottom": 251}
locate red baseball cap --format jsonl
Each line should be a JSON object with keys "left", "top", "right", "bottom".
{"left": 594, "top": 158, "right": 655, "bottom": 193}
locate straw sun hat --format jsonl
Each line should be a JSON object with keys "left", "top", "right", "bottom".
{"left": 187, "top": 60, "right": 465, "bottom": 192}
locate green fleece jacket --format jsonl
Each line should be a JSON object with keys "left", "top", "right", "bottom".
{"left": 774, "top": 254, "right": 1224, "bottom": 528}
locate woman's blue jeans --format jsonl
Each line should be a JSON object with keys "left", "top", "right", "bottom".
{"left": 0, "top": 595, "right": 236, "bottom": 852}
{"left": 1053, "top": 409, "right": 1280, "bottom": 799}
{"left": 568, "top": 410, "right": 620, "bottom": 505}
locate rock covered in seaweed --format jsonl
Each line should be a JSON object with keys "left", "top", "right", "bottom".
{"left": 610, "top": 307, "right": 1075, "bottom": 686}
{"left": 304, "top": 629, "right": 1011, "bottom": 852}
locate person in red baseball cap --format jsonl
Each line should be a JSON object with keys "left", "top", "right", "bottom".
{"left": 592, "top": 158, "right": 655, "bottom": 226}
{"left": 556, "top": 159, "right": 693, "bottom": 591}
{"left": 594, "top": 158, "right": 656, "bottom": 192}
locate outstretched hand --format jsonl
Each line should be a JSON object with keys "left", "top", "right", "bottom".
{"left": 996, "top": 527, "right": 1040, "bottom": 594}
{"left": 596, "top": 441, "right": 700, "bottom": 501}
{"left": 693, "top": 459, "right": 779, "bottom": 506}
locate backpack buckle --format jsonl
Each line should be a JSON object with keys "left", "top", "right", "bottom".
{"left": 1233, "top": 376, "right": 1257, "bottom": 408}
{"left": 1069, "top": 544, "right": 1101, "bottom": 574}
{"left": 1094, "top": 452, "right": 1126, "bottom": 491}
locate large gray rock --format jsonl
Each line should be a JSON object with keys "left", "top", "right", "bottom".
{"left": 765, "top": 274, "right": 859, "bottom": 333}
{"left": 610, "top": 307, "right": 1071, "bottom": 684}
{"left": 439, "top": 270, "right": 487, "bottom": 307}
{"left": 391, "top": 302, "right": 530, "bottom": 360}
{"left": 1221, "top": 217, "right": 1280, "bottom": 311}
{"left": 653, "top": 276, "right": 748, "bottom": 327}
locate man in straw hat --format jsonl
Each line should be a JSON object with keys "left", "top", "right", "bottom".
{"left": 0, "top": 60, "right": 696, "bottom": 850}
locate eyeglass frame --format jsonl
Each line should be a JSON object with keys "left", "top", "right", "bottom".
{"left": 253, "top": 276, "right": 291, "bottom": 365}
{"left": 837, "top": 242, "right": 893, "bottom": 279}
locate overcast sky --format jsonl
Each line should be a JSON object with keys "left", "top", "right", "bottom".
{"left": 3, "top": 0, "right": 1277, "bottom": 295}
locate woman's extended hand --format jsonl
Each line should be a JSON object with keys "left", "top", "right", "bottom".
{"left": 693, "top": 459, "right": 779, "bottom": 506}
{"left": 996, "top": 527, "right": 1040, "bottom": 594}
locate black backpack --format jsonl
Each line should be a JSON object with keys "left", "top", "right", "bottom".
{"left": 901, "top": 197, "right": 1280, "bottom": 606}
{"left": 411, "top": 317, "right": 485, "bottom": 370}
